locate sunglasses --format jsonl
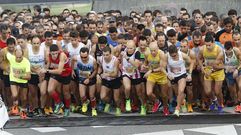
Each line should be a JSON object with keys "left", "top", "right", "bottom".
{"left": 81, "top": 56, "right": 88, "bottom": 59}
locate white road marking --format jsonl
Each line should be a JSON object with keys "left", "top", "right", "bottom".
{"left": 31, "top": 127, "right": 66, "bottom": 133}
{"left": 185, "top": 125, "right": 237, "bottom": 135}
{"left": 0, "top": 131, "right": 13, "bottom": 135}
{"left": 133, "top": 130, "right": 184, "bottom": 135}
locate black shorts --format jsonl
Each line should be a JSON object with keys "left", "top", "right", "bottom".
{"left": 140, "top": 72, "right": 147, "bottom": 83}
{"left": 28, "top": 74, "right": 39, "bottom": 85}
{"left": 102, "top": 78, "right": 122, "bottom": 89}
{"left": 0, "top": 69, "right": 3, "bottom": 80}
{"left": 10, "top": 81, "right": 28, "bottom": 88}
{"left": 44, "top": 72, "right": 51, "bottom": 81}
{"left": 79, "top": 77, "right": 96, "bottom": 86}
{"left": 171, "top": 74, "right": 187, "bottom": 85}
{"left": 50, "top": 74, "right": 71, "bottom": 85}
{"left": 3, "top": 75, "right": 10, "bottom": 87}
{"left": 122, "top": 75, "right": 142, "bottom": 85}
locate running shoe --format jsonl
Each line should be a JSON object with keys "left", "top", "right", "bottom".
{"left": 115, "top": 107, "right": 121, "bottom": 116}
{"left": 20, "top": 111, "right": 27, "bottom": 119}
{"left": 187, "top": 103, "right": 193, "bottom": 113}
{"left": 82, "top": 100, "right": 89, "bottom": 113}
{"left": 168, "top": 103, "right": 174, "bottom": 113}
{"left": 125, "top": 99, "right": 131, "bottom": 112}
{"left": 104, "top": 103, "right": 110, "bottom": 113}
{"left": 49, "top": 107, "right": 54, "bottom": 114}
{"left": 163, "top": 106, "right": 170, "bottom": 116}
{"left": 64, "top": 108, "right": 70, "bottom": 117}
{"left": 54, "top": 102, "right": 64, "bottom": 114}
{"left": 38, "top": 108, "right": 46, "bottom": 117}
{"left": 152, "top": 101, "right": 161, "bottom": 113}
{"left": 140, "top": 105, "right": 146, "bottom": 116}
{"left": 235, "top": 105, "right": 241, "bottom": 113}
{"left": 97, "top": 101, "right": 105, "bottom": 111}
{"left": 218, "top": 106, "right": 224, "bottom": 114}
{"left": 92, "top": 109, "right": 97, "bottom": 116}
{"left": 174, "top": 108, "right": 180, "bottom": 117}
{"left": 9, "top": 105, "right": 20, "bottom": 116}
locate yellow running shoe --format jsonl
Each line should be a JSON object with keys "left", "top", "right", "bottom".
{"left": 82, "top": 103, "right": 88, "bottom": 113}
{"left": 188, "top": 103, "right": 193, "bottom": 113}
{"left": 92, "top": 109, "right": 97, "bottom": 116}
{"left": 115, "top": 107, "right": 121, "bottom": 116}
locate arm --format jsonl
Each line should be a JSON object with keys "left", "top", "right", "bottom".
{"left": 182, "top": 52, "right": 194, "bottom": 74}
{"left": 213, "top": 47, "right": 224, "bottom": 70}
{"left": 21, "top": 60, "right": 31, "bottom": 80}
{"left": 234, "top": 48, "right": 241, "bottom": 70}
{"left": 90, "top": 44, "right": 96, "bottom": 57}
{"left": 215, "top": 50, "right": 225, "bottom": 70}
{"left": 88, "top": 59, "right": 97, "bottom": 79}
{"left": 160, "top": 52, "right": 168, "bottom": 76}
{"left": 198, "top": 47, "right": 205, "bottom": 72}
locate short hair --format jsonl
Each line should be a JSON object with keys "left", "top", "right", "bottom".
{"left": 109, "top": 27, "right": 117, "bottom": 33}
{"left": 167, "top": 29, "right": 176, "bottom": 37}
{"left": 180, "top": 8, "right": 187, "bottom": 12}
{"left": 179, "top": 20, "right": 188, "bottom": 27}
{"left": 204, "top": 33, "right": 214, "bottom": 42}
{"left": 80, "top": 47, "right": 89, "bottom": 54}
{"left": 233, "top": 30, "right": 240, "bottom": 37}
{"left": 102, "top": 46, "right": 112, "bottom": 53}
{"left": 168, "top": 45, "right": 178, "bottom": 54}
{"left": 210, "top": 16, "right": 219, "bottom": 23}
{"left": 223, "top": 17, "right": 234, "bottom": 25}
{"left": 153, "top": 10, "right": 162, "bottom": 17}
{"left": 155, "top": 32, "right": 165, "bottom": 40}
{"left": 88, "top": 21, "right": 97, "bottom": 26}
{"left": 49, "top": 44, "right": 59, "bottom": 52}
{"left": 142, "top": 29, "right": 152, "bottom": 37}
{"left": 79, "top": 30, "right": 89, "bottom": 38}
{"left": 228, "top": 9, "right": 237, "bottom": 16}
{"left": 224, "top": 41, "right": 233, "bottom": 50}
{"left": 22, "top": 23, "right": 30, "bottom": 30}
{"left": 43, "top": 8, "right": 50, "bottom": 12}
{"left": 144, "top": 10, "right": 152, "bottom": 15}
{"left": 0, "top": 23, "right": 9, "bottom": 32}
{"left": 137, "top": 24, "right": 145, "bottom": 31}
{"left": 44, "top": 31, "right": 53, "bottom": 38}
{"left": 98, "top": 36, "right": 107, "bottom": 44}
{"left": 139, "top": 35, "right": 147, "bottom": 41}
{"left": 192, "top": 30, "right": 202, "bottom": 38}
{"left": 117, "top": 34, "right": 124, "bottom": 39}
{"left": 31, "top": 35, "right": 40, "bottom": 42}
{"left": 16, "top": 34, "right": 27, "bottom": 40}
{"left": 70, "top": 31, "right": 79, "bottom": 38}
{"left": 33, "top": 5, "right": 41, "bottom": 13}
{"left": 7, "top": 37, "right": 16, "bottom": 45}
{"left": 182, "top": 13, "right": 190, "bottom": 18}
{"left": 192, "top": 9, "right": 201, "bottom": 17}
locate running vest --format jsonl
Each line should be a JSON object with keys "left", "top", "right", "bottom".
{"left": 203, "top": 45, "right": 219, "bottom": 68}
{"left": 60, "top": 40, "right": 70, "bottom": 50}
{"left": 66, "top": 43, "right": 83, "bottom": 58}
{"left": 76, "top": 55, "right": 95, "bottom": 80}
{"left": 28, "top": 44, "right": 45, "bottom": 74}
{"left": 100, "top": 55, "right": 120, "bottom": 80}
{"left": 167, "top": 51, "right": 186, "bottom": 77}
{"left": 147, "top": 50, "right": 161, "bottom": 74}
{"left": 40, "top": 40, "right": 57, "bottom": 48}
{"left": 122, "top": 50, "right": 141, "bottom": 79}
{"left": 224, "top": 49, "right": 239, "bottom": 73}
{"left": 49, "top": 51, "right": 71, "bottom": 76}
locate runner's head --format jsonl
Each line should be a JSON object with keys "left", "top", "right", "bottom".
{"left": 224, "top": 41, "right": 233, "bottom": 55}
{"left": 168, "top": 45, "right": 178, "bottom": 59}
{"left": 223, "top": 17, "right": 234, "bottom": 33}
{"left": 156, "top": 32, "right": 166, "bottom": 48}
{"left": 149, "top": 42, "right": 158, "bottom": 57}
{"left": 102, "top": 46, "right": 112, "bottom": 61}
{"left": 180, "top": 39, "right": 189, "bottom": 52}
{"left": 70, "top": 30, "right": 79, "bottom": 46}
{"left": 98, "top": 36, "right": 108, "bottom": 49}
{"left": 15, "top": 49, "right": 24, "bottom": 63}
{"left": 138, "top": 35, "right": 147, "bottom": 50}
{"left": 31, "top": 36, "right": 41, "bottom": 49}
{"left": 126, "top": 40, "right": 136, "bottom": 54}
{"left": 6, "top": 37, "right": 16, "bottom": 53}
{"left": 44, "top": 31, "right": 53, "bottom": 46}
{"left": 16, "top": 34, "right": 27, "bottom": 47}
{"left": 192, "top": 30, "right": 202, "bottom": 46}
{"left": 204, "top": 33, "right": 214, "bottom": 50}
{"left": 79, "top": 47, "right": 89, "bottom": 62}
{"left": 232, "top": 31, "right": 241, "bottom": 46}
{"left": 49, "top": 44, "right": 60, "bottom": 60}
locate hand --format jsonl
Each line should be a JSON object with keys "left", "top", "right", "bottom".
{"left": 72, "top": 70, "right": 76, "bottom": 78}
{"left": 143, "top": 70, "right": 152, "bottom": 78}
{"left": 167, "top": 73, "right": 174, "bottom": 80}
{"left": 233, "top": 69, "right": 238, "bottom": 79}
{"left": 204, "top": 70, "right": 212, "bottom": 78}
{"left": 83, "top": 78, "right": 90, "bottom": 85}
{"left": 186, "top": 74, "right": 192, "bottom": 82}
{"left": 13, "top": 74, "right": 20, "bottom": 79}
{"left": 97, "top": 74, "right": 102, "bottom": 81}
{"left": 141, "top": 65, "right": 149, "bottom": 71}
{"left": 101, "top": 73, "right": 108, "bottom": 78}
{"left": 40, "top": 68, "right": 47, "bottom": 74}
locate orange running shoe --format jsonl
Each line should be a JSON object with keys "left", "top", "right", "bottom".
{"left": 9, "top": 105, "right": 20, "bottom": 116}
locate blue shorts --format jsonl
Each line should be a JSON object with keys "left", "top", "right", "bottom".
{"left": 226, "top": 70, "right": 241, "bottom": 85}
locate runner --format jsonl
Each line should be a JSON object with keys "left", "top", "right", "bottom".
{"left": 71, "top": 47, "right": 98, "bottom": 116}
{"left": 98, "top": 46, "right": 122, "bottom": 116}
{"left": 166, "top": 45, "right": 194, "bottom": 116}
